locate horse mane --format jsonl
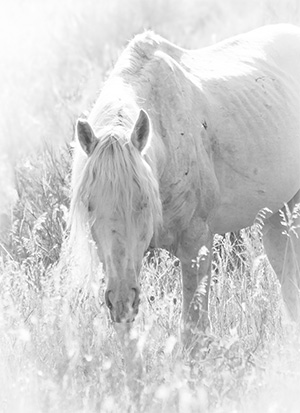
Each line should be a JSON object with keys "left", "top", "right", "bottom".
{"left": 113, "top": 31, "right": 162, "bottom": 78}
{"left": 68, "top": 31, "right": 174, "bottom": 265}
{"left": 69, "top": 88, "right": 162, "bottom": 252}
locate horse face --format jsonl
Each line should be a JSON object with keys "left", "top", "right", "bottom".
{"left": 76, "top": 109, "right": 160, "bottom": 323}
{"left": 89, "top": 194, "right": 154, "bottom": 323}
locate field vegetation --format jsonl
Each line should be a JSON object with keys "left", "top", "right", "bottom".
{"left": 1, "top": 0, "right": 300, "bottom": 412}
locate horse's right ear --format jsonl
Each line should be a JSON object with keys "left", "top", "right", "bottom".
{"left": 76, "top": 119, "right": 97, "bottom": 155}
{"left": 131, "top": 109, "right": 150, "bottom": 153}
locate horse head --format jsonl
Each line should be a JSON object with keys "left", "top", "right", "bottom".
{"left": 74, "top": 109, "right": 162, "bottom": 322}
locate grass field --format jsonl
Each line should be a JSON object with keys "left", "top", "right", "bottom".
{"left": 1, "top": 0, "right": 300, "bottom": 412}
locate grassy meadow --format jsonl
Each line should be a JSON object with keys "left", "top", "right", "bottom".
{"left": 1, "top": 0, "right": 300, "bottom": 412}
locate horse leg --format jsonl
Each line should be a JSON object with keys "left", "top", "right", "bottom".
{"left": 177, "top": 224, "right": 214, "bottom": 349}
{"left": 262, "top": 190, "right": 300, "bottom": 323}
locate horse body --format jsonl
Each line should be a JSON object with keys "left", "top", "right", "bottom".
{"left": 187, "top": 26, "right": 300, "bottom": 234}
{"left": 71, "top": 24, "right": 300, "bottom": 339}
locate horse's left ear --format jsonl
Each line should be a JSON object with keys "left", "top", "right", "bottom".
{"left": 131, "top": 109, "right": 150, "bottom": 153}
{"left": 77, "top": 119, "right": 97, "bottom": 156}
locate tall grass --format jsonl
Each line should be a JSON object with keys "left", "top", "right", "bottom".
{"left": 1, "top": 148, "right": 299, "bottom": 413}
{"left": 1, "top": 0, "right": 300, "bottom": 412}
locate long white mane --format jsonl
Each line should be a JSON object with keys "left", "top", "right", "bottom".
{"left": 69, "top": 90, "right": 162, "bottom": 261}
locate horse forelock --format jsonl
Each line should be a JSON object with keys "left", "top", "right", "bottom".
{"left": 70, "top": 125, "right": 162, "bottom": 252}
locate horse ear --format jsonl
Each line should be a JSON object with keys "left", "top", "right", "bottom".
{"left": 131, "top": 109, "right": 150, "bottom": 152}
{"left": 77, "top": 119, "right": 97, "bottom": 155}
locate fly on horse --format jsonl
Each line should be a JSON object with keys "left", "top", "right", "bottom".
{"left": 70, "top": 24, "right": 300, "bottom": 344}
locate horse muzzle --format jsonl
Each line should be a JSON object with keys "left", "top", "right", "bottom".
{"left": 105, "top": 287, "right": 140, "bottom": 323}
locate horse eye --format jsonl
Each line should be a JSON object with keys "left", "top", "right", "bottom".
{"left": 139, "top": 199, "right": 149, "bottom": 211}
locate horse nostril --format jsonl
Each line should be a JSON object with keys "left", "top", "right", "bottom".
{"left": 105, "top": 290, "right": 113, "bottom": 310}
{"left": 132, "top": 287, "right": 140, "bottom": 308}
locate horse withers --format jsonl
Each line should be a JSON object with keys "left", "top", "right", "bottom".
{"left": 70, "top": 24, "right": 300, "bottom": 347}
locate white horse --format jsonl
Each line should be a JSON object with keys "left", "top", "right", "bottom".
{"left": 70, "top": 24, "right": 300, "bottom": 345}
